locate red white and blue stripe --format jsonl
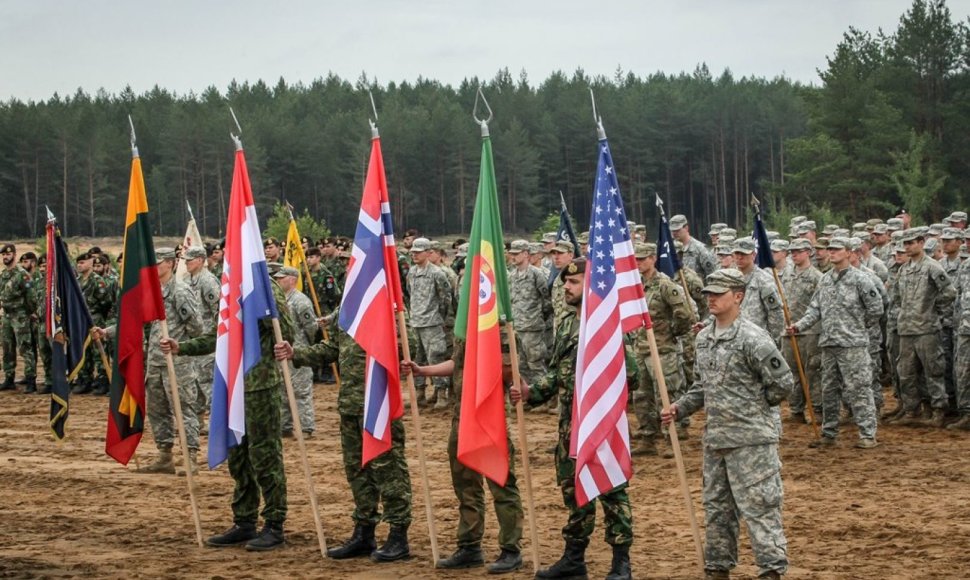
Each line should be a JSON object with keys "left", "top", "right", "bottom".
{"left": 339, "top": 135, "right": 404, "bottom": 465}
{"left": 210, "top": 147, "right": 279, "bottom": 469}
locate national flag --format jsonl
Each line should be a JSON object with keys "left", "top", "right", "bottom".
{"left": 45, "top": 213, "right": 94, "bottom": 441}
{"left": 571, "top": 134, "right": 651, "bottom": 506}
{"left": 175, "top": 200, "right": 203, "bottom": 280}
{"left": 558, "top": 192, "right": 581, "bottom": 258}
{"left": 453, "top": 132, "right": 512, "bottom": 486}
{"left": 753, "top": 206, "right": 776, "bottom": 269}
{"left": 656, "top": 201, "right": 682, "bottom": 279}
{"left": 283, "top": 218, "right": 308, "bottom": 293}
{"left": 104, "top": 153, "right": 166, "bottom": 464}
{"left": 338, "top": 132, "right": 405, "bottom": 465}
{"left": 210, "top": 145, "right": 280, "bottom": 469}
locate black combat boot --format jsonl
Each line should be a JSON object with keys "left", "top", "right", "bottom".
{"left": 535, "top": 539, "right": 588, "bottom": 579}
{"left": 71, "top": 380, "right": 93, "bottom": 395}
{"left": 605, "top": 544, "right": 631, "bottom": 580}
{"left": 22, "top": 377, "right": 37, "bottom": 394}
{"left": 205, "top": 522, "right": 258, "bottom": 547}
{"left": 327, "top": 523, "right": 376, "bottom": 559}
{"left": 436, "top": 545, "right": 485, "bottom": 569}
{"left": 0, "top": 376, "right": 16, "bottom": 391}
{"left": 486, "top": 548, "right": 522, "bottom": 574}
{"left": 92, "top": 377, "right": 110, "bottom": 396}
{"left": 36, "top": 382, "right": 51, "bottom": 395}
{"left": 371, "top": 525, "right": 410, "bottom": 562}
{"left": 245, "top": 521, "right": 285, "bottom": 551}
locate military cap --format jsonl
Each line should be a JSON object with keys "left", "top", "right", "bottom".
{"left": 37, "top": 254, "right": 47, "bottom": 265}
{"left": 669, "top": 214, "right": 688, "bottom": 231}
{"left": 0, "top": 243, "right": 14, "bottom": 254}
{"left": 75, "top": 251, "right": 91, "bottom": 262}
{"left": 301, "top": 236, "right": 312, "bottom": 246}
{"left": 814, "top": 238, "right": 830, "bottom": 250}
{"left": 88, "top": 246, "right": 103, "bottom": 255}
{"left": 927, "top": 223, "right": 944, "bottom": 237}
{"left": 822, "top": 224, "right": 840, "bottom": 236}
{"left": 634, "top": 224, "right": 647, "bottom": 233}
{"left": 827, "top": 237, "right": 849, "bottom": 250}
{"left": 577, "top": 231, "right": 589, "bottom": 244}
{"left": 890, "top": 230, "right": 904, "bottom": 241}
{"left": 542, "top": 232, "right": 558, "bottom": 243}
{"left": 266, "top": 261, "right": 283, "bottom": 274}
{"left": 558, "top": 257, "right": 587, "bottom": 281}
{"left": 183, "top": 246, "right": 207, "bottom": 260}
{"left": 702, "top": 268, "right": 746, "bottom": 294}
{"left": 866, "top": 218, "right": 884, "bottom": 227}
{"left": 715, "top": 245, "right": 733, "bottom": 256}
{"left": 409, "top": 237, "right": 432, "bottom": 253}
{"left": 845, "top": 237, "right": 862, "bottom": 252}
{"left": 947, "top": 211, "right": 968, "bottom": 223}
{"left": 429, "top": 240, "right": 444, "bottom": 251}
{"left": 718, "top": 235, "right": 736, "bottom": 246}
{"left": 154, "top": 247, "right": 177, "bottom": 263}
{"left": 872, "top": 224, "right": 889, "bottom": 234}
{"left": 709, "top": 223, "right": 728, "bottom": 236}
{"left": 634, "top": 242, "right": 657, "bottom": 258}
{"left": 770, "top": 239, "right": 789, "bottom": 252}
{"left": 832, "top": 228, "right": 851, "bottom": 238}
{"left": 924, "top": 238, "right": 939, "bottom": 252}
{"left": 796, "top": 222, "right": 816, "bottom": 234}
{"left": 898, "top": 227, "right": 924, "bottom": 242}
{"left": 789, "top": 239, "right": 813, "bottom": 251}
{"left": 263, "top": 237, "right": 280, "bottom": 248}
{"left": 852, "top": 231, "right": 871, "bottom": 243}
{"left": 720, "top": 228, "right": 738, "bottom": 238}
{"left": 456, "top": 243, "right": 469, "bottom": 258}
{"left": 20, "top": 251, "right": 36, "bottom": 261}
{"left": 732, "top": 237, "right": 756, "bottom": 255}
{"left": 894, "top": 242, "right": 906, "bottom": 253}
{"left": 508, "top": 239, "right": 530, "bottom": 254}
{"left": 886, "top": 218, "right": 904, "bottom": 231}
{"left": 273, "top": 266, "right": 300, "bottom": 278}
{"left": 852, "top": 222, "right": 868, "bottom": 231}
{"left": 942, "top": 227, "right": 963, "bottom": 240}
{"left": 528, "top": 242, "right": 544, "bottom": 255}
{"left": 95, "top": 254, "right": 112, "bottom": 265}
{"left": 789, "top": 216, "right": 807, "bottom": 226}
{"left": 213, "top": 240, "right": 226, "bottom": 251}
{"left": 766, "top": 230, "right": 780, "bottom": 242}
{"left": 550, "top": 240, "right": 575, "bottom": 254}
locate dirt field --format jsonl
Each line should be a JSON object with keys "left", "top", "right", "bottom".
{"left": 1, "top": 376, "right": 969, "bottom": 580}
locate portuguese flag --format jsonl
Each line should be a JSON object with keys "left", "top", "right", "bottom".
{"left": 105, "top": 150, "right": 166, "bottom": 465}
{"left": 454, "top": 132, "right": 512, "bottom": 486}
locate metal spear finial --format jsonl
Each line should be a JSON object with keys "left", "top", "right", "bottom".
{"left": 128, "top": 114, "right": 138, "bottom": 159}
{"left": 473, "top": 86, "right": 493, "bottom": 138}
{"left": 46, "top": 205, "right": 56, "bottom": 223}
{"left": 229, "top": 107, "right": 243, "bottom": 151}
{"left": 368, "top": 90, "right": 380, "bottom": 138}
{"left": 590, "top": 88, "right": 606, "bottom": 140}
{"left": 655, "top": 193, "right": 667, "bottom": 217}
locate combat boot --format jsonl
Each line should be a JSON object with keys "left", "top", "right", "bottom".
{"left": 22, "top": 377, "right": 36, "bottom": 394}
{"left": 0, "top": 376, "right": 16, "bottom": 391}
{"left": 946, "top": 415, "right": 970, "bottom": 430}
{"left": 535, "top": 539, "right": 587, "bottom": 579}
{"left": 205, "top": 522, "right": 258, "bottom": 547}
{"left": 704, "top": 571, "right": 730, "bottom": 580}
{"left": 176, "top": 450, "right": 200, "bottom": 476}
{"left": 631, "top": 438, "right": 657, "bottom": 456}
{"left": 371, "top": 525, "right": 410, "bottom": 562}
{"left": 605, "top": 544, "right": 631, "bottom": 580}
{"left": 36, "top": 382, "right": 51, "bottom": 395}
{"left": 436, "top": 545, "right": 484, "bottom": 569}
{"left": 487, "top": 548, "right": 522, "bottom": 574}
{"left": 71, "top": 380, "right": 93, "bottom": 395}
{"left": 326, "top": 523, "right": 376, "bottom": 559}
{"left": 92, "top": 377, "right": 110, "bottom": 396}
{"left": 245, "top": 521, "right": 285, "bottom": 551}
{"left": 923, "top": 408, "right": 946, "bottom": 428}
{"left": 433, "top": 388, "right": 450, "bottom": 411}
{"left": 758, "top": 571, "right": 782, "bottom": 579}
{"left": 138, "top": 446, "right": 175, "bottom": 474}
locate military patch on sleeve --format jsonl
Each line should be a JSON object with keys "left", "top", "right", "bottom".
{"left": 767, "top": 295, "right": 776, "bottom": 304}
{"left": 206, "top": 292, "right": 217, "bottom": 303}
{"left": 179, "top": 306, "right": 189, "bottom": 317}
{"left": 770, "top": 357, "right": 782, "bottom": 369}
{"left": 303, "top": 312, "right": 313, "bottom": 321}
{"left": 869, "top": 290, "right": 876, "bottom": 297}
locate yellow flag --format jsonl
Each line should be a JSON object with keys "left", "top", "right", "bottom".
{"left": 283, "top": 220, "right": 306, "bottom": 292}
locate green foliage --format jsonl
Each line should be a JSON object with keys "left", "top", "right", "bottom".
{"left": 890, "top": 130, "right": 948, "bottom": 225}
{"left": 533, "top": 211, "right": 560, "bottom": 241}
{"left": 262, "top": 202, "right": 330, "bottom": 244}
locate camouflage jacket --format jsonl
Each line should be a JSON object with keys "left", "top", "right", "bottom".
{"left": 0, "top": 264, "right": 36, "bottom": 316}
{"left": 30, "top": 270, "right": 46, "bottom": 318}
{"left": 635, "top": 271, "right": 691, "bottom": 355}
{"left": 187, "top": 268, "right": 221, "bottom": 327}
{"left": 79, "top": 272, "right": 112, "bottom": 325}
{"left": 893, "top": 254, "right": 955, "bottom": 336}
{"left": 886, "top": 262, "right": 903, "bottom": 334}
{"left": 795, "top": 265, "right": 883, "bottom": 348}
{"left": 550, "top": 275, "right": 568, "bottom": 330}
{"left": 781, "top": 264, "right": 821, "bottom": 336}
{"left": 861, "top": 254, "right": 889, "bottom": 283}
{"left": 508, "top": 264, "right": 551, "bottom": 332}
{"left": 675, "top": 316, "right": 793, "bottom": 449}
{"left": 178, "top": 280, "right": 294, "bottom": 393}
{"left": 407, "top": 263, "right": 452, "bottom": 328}
{"left": 679, "top": 266, "right": 707, "bottom": 320}
{"left": 872, "top": 243, "right": 893, "bottom": 266}
{"left": 740, "top": 267, "right": 785, "bottom": 342}
{"left": 101, "top": 270, "right": 120, "bottom": 324}
{"left": 681, "top": 237, "right": 717, "bottom": 281}
{"left": 308, "top": 264, "right": 341, "bottom": 314}
{"left": 286, "top": 288, "right": 318, "bottom": 347}
{"left": 939, "top": 255, "right": 962, "bottom": 329}
{"left": 147, "top": 277, "right": 204, "bottom": 369}
{"left": 209, "top": 261, "right": 223, "bottom": 281}
{"left": 954, "top": 259, "right": 970, "bottom": 337}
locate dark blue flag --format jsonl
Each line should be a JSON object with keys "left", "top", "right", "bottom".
{"left": 753, "top": 208, "right": 776, "bottom": 269}
{"left": 656, "top": 212, "right": 682, "bottom": 278}
{"left": 557, "top": 193, "right": 581, "bottom": 258}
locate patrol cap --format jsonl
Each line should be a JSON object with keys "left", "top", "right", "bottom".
{"left": 508, "top": 239, "right": 530, "bottom": 254}
{"left": 832, "top": 228, "right": 851, "bottom": 238}
{"left": 263, "top": 237, "right": 280, "bottom": 248}
{"left": 669, "top": 214, "right": 688, "bottom": 231}
{"left": 634, "top": 242, "right": 657, "bottom": 258}
{"left": 852, "top": 231, "right": 871, "bottom": 243}
{"left": 766, "top": 230, "right": 780, "bottom": 242}
{"left": 866, "top": 218, "right": 884, "bottom": 227}
{"left": 634, "top": 224, "right": 647, "bottom": 233}
{"left": 899, "top": 228, "right": 924, "bottom": 243}
{"left": 715, "top": 245, "right": 733, "bottom": 256}
{"left": 795, "top": 222, "right": 816, "bottom": 235}
{"left": 528, "top": 242, "right": 544, "bottom": 255}
{"left": 718, "top": 235, "right": 736, "bottom": 246}
{"left": 732, "top": 237, "right": 756, "bottom": 255}
{"left": 720, "top": 228, "right": 738, "bottom": 238}
{"left": 550, "top": 240, "right": 575, "bottom": 254}
{"left": 183, "top": 246, "right": 207, "bottom": 260}
{"left": 890, "top": 230, "right": 904, "bottom": 241}
{"left": 542, "top": 232, "right": 558, "bottom": 243}
{"left": 154, "top": 247, "right": 177, "bottom": 263}
{"left": 894, "top": 242, "right": 906, "bottom": 253}
{"left": 770, "top": 239, "right": 789, "bottom": 252}
{"left": 927, "top": 223, "right": 944, "bottom": 236}
{"left": 814, "top": 238, "right": 830, "bottom": 250}
{"left": 409, "top": 237, "right": 432, "bottom": 253}
{"left": 845, "top": 237, "right": 862, "bottom": 252}
{"left": 852, "top": 222, "right": 868, "bottom": 231}
{"left": 789, "top": 216, "right": 807, "bottom": 226}
{"left": 822, "top": 224, "right": 840, "bottom": 236}
{"left": 0, "top": 243, "right": 15, "bottom": 254}
{"left": 429, "top": 240, "right": 444, "bottom": 251}
{"left": 273, "top": 266, "right": 300, "bottom": 278}
{"left": 947, "top": 211, "right": 968, "bottom": 223}
{"left": 709, "top": 222, "right": 728, "bottom": 236}
{"left": 789, "top": 239, "right": 813, "bottom": 251}
{"left": 886, "top": 218, "right": 904, "bottom": 231}
{"left": 266, "top": 261, "right": 283, "bottom": 274}
{"left": 577, "top": 231, "right": 589, "bottom": 245}
{"left": 558, "top": 257, "right": 587, "bottom": 281}
{"left": 702, "top": 268, "right": 746, "bottom": 294}
{"left": 942, "top": 227, "right": 963, "bottom": 240}
{"left": 827, "top": 237, "right": 850, "bottom": 250}
{"left": 924, "top": 238, "right": 939, "bottom": 252}
{"left": 872, "top": 224, "right": 889, "bottom": 235}
{"left": 456, "top": 243, "right": 469, "bottom": 258}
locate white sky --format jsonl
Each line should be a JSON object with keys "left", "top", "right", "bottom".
{"left": 2, "top": 0, "right": 969, "bottom": 102}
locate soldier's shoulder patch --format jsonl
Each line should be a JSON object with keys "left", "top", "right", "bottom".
{"left": 770, "top": 356, "right": 782, "bottom": 369}
{"left": 179, "top": 306, "right": 190, "bottom": 317}
{"left": 303, "top": 312, "right": 313, "bottom": 321}
{"left": 869, "top": 289, "right": 877, "bottom": 297}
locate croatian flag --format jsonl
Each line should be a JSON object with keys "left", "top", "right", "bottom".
{"left": 209, "top": 145, "right": 279, "bottom": 469}
{"left": 339, "top": 132, "right": 404, "bottom": 466}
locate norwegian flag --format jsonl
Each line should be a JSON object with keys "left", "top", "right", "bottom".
{"left": 339, "top": 132, "right": 404, "bottom": 465}
{"left": 570, "top": 133, "right": 651, "bottom": 506}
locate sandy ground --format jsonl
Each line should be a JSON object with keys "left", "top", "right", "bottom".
{"left": 1, "top": 374, "right": 970, "bottom": 580}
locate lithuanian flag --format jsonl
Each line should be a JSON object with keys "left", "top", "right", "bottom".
{"left": 454, "top": 131, "right": 513, "bottom": 486}
{"left": 105, "top": 148, "right": 166, "bottom": 465}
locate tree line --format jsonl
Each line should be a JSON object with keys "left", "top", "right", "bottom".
{"left": 0, "top": 0, "right": 966, "bottom": 240}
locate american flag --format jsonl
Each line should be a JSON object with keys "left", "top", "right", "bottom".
{"left": 339, "top": 133, "right": 404, "bottom": 465}
{"left": 570, "top": 135, "right": 651, "bottom": 506}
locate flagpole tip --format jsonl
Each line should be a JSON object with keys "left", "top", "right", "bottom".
{"left": 479, "top": 119, "right": 490, "bottom": 138}
{"left": 370, "top": 119, "right": 379, "bottom": 139}
{"left": 231, "top": 133, "right": 243, "bottom": 151}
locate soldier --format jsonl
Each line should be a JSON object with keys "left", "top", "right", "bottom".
{"left": 631, "top": 243, "right": 692, "bottom": 457}
{"left": 885, "top": 229, "right": 956, "bottom": 427}
{"left": 708, "top": 223, "right": 728, "bottom": 248}
{"left": 0, "top": 243, "right": 36, "bottom": 391}
{"left": 74, "top": 252, "right": 112, "bottom": 395}
{"left": 540, "top": 232, "right": 558, "bottom": 272}
{"left": 871, "top": 224, "right": 893, "bottom": 264}
{"left": 31, "top": 254, "right": 52, "bottom": 394}
{"left": 948, "top": 244, "right": 970, "bottom": 430}
{"left": 407, "top": 237, "right": 453, "bottom": 409}
{"left": 263, "top": 237, "right": 282, "bottom": 264}
{"left": 548, "top": 240, "right": 575, "bottom": 329}
{"left": 528, "top": 242, "right": 548, "bottom": 277}
{"left": 305, "top": 247, "right": 340, "bottom": 315}
{"left": 208, "top": 240, "right": 225, "bottom": 279}
{"left": 274, "top": 317, "right": 413, "bottom": 562}
{"left": 781, "top": 239, "right": 823, "bottom": 423}
{"left": 162, "top": 273, "right": 295, "bottom": 552}
{"left": 847, "top": 238, "right": 891, "bottom": 414}
{"left": 945, "top": 211, "right": 968, "bottom": 230}
{"left": 731, "top": 238, "right": 785, "bottom": 344}
{"left": 715, "top": 245, "right": 734, "bottom": 270}
{"left": 17, "top": 251, "right": 40, "bottom": 391}
{"left": 789, "top": 238, "right": 883, "bottom": 448}
{"left": 939, "top": 227, "right": 963, "bottom": 410}
{"left": 884, "top": 242, "right": 908, "bottom": 407}
{"left": 507, "top": 240, "right": 552, "bottom": 385}
{"left": 771, "top": 240, "right": 793, "bottom": 280}
{"left": 857, "top": 233, "right": 889, "bottom": 282}
{"left": 511, "top": 258, "right": 636, "bottom": 580}
{"left": 183, "top": 246, "right": 220, "bottom": 414}
{"left": 273, "top": 267, "right": 317, "bottom": 437}
{"left": 813, "top": 239, "right": 833, "bottom": 274}
{"left": 670, "top": 214, "right": 717, "bottom": 280}
{"left": 662, "top": 268, "right": 792, "bottom": 580}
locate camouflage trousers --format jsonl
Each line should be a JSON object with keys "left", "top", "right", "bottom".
{"left": 955, "top": 334, "right": 970, "bottom": 415}
{"left": 782, "top": 334, "right": 821, "bottom": 416}
{"left": 413, "top": 325, "right": 451, "bottom": 393}
{"left": 2, "top": 313, "right": 36, "bottom": 379}
{"left": 281, "top": 364, "right": 315, "bottom": 434}
{"left": 887, "top": 330, "right": 900, "bottom": 399}
{"left": 34, "top": 320, "right": 52, "bottom": 387}
{"left": 145, "top": 362, "right": 201, "bottom": 450}
{"left": 229, "top": 387, "right": 287, "bottom": 525}
{"left": 702, "top": 444, "right": 788, "bottom": 576}
{"left": 897, "top": 334, "right": 947, "bottom": 411}
{"left": 820, "top": 347, "right": 876, "bottom": 440}
{"left": 448, "top": 415, "right": 523, "bottom": 551}
{"left": 633, "top": 349, "right": 686, "bottom": 440}
{"left": 516, "top": 329, "right": 548, "bottom": 385}
{"left": 941, "top": 327, "right": 956, "bottom": 409}
{"left": 193, "top": 354, "right": 215, "bottom": 416}
{"left": 340, "top": 415, "right": 412, "bottom": 527}
{"left": 555, "top": 439, "right": 633, "bottom": 546}
{"left": 869, "top": 343, "right": 884, "bottom": 411}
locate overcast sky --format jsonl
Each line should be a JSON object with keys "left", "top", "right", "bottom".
{"left": 3, "top": 0, "right": 969, "bottom": 102}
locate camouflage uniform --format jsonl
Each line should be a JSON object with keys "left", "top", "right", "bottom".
{"left": 0, "top": 264, "right": 36, "bottom": 381}
{"left": 508, "top": 264, "right": 551, "bottom": 384}
{"left": 291, "top": 321, "right": 412, "bottom": 528}
{"left": 550, "top": 275, "right": 568, "bottom": 333}
{"left": 861, "top": 254, "right": 889, "bottom": 283}
{"left": 780, "top": 263, "right": 822, "bottom": 417}
{"left": 447, "top": 338, "right": 523, "bottom": 553}
{"left": 407, "top": 263, "right": 453, "bottom": 396}
{"left": 282, "top": 287, "right": 316, "bottom": 434}
{"left": 893, "top": 254, "right": 955, "bottom": 413}
{"left": 145, "top": 277, "right": 204, "bottom": 450}
{"left": 30, "top": 270, "right": 51, "bottom": 388}
{"left": 872, "top": 243, "right": 893, "bottom": 266}
{"left": 678, "top": 266, "right": 705, "bottom": 387}
{"left": 939, "top": 254, "right": 962, "bottom": 408}
{"left": 681, "top": 237, "right": 717, "bottom": 281}
{"left": 178, "top": 281, "right": 293, "bottom": 526}
{"left": 739, "top": 268, "right": 785, "bottom": 344}
{"left": 794, "top": 266, "right": 883, "bottom": 441}
{"left": 886, "top": 261, "right": 904, "bottom": 399}
{"left": 673, "top": 316, "right": 792, "bottom": 578}
{"left": 526, "top": 310, "right": 636, "bottom": 549}
{"left": 858, "top": 265, "right": 890, "bottom": 410}
{"left": 308, "top": 263, "right": 341, "bottom": 314}
{"left": 186, "top": 268, "right": 220, "bottom": 413}
{"left": 633, "top": 271, "right": 692, "bottom": 441}
{"left": 953, "top": 259, "right": 970, "bottom": 419}
{"left": 77, "top": 272, "right": 112, "bottom": 386}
